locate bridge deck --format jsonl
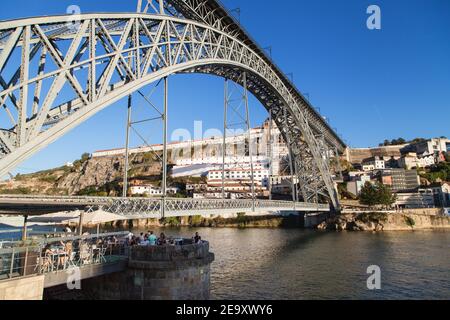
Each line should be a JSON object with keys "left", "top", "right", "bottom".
{"left": 0, "top": 195, "right": 330, "bottom": 217}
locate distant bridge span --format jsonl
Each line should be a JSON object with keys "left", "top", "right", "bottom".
{"left": 0, "top": 0, "right": 346, "bottom": 209}
{"left": 0, "top": 195, "right": 330, "bottom": 218}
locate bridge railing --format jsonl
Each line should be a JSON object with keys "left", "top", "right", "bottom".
{"left": 0, "top": 232, "right": 129, "bottom": 282}
{"left": 0, "top": 195, "right": 330, "bottom": 216}
{"left": 102, "top": 198, "right": 330, "bottom": 216}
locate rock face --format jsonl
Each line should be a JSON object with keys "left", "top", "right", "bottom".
{"left": 56, "top": 156, "right": 126, "bottom": 194}
{"left": 317, "top": 211, "right": 450, "bottom": 232}
{"left": 0, "top": 154, "right": 163, "bottom": 196}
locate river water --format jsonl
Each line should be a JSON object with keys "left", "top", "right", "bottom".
{"left": 2, "top": 224, "right": 449, "bottom": 300}
{"left": 131, "top": 227, "right": 450, "bottom": 300}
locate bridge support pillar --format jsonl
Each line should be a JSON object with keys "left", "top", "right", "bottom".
{"left": 80, "top": 242, "right": 215, "bottom": 300}
{"left": 21, "top": 215, "right": 28, "bottom": 241}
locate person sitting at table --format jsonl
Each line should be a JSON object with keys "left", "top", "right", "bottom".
{"left": 79, "top": 242, "right": 90, "bottom": 265}
{"left": 40, "top": 244, "right": 54, "bottom": 271}
{"left": 110, "top": 236, "right": 118, "bottom": 245}
{"left": 139, "top": 236, "right": 149, "bottom": 246}
{"left": 148, "top": 231, "right": 157, "bottom": 246}
{"left": 158, "top": 233, "right": 167, "bottom": 246}
{"left": 58, "top": 241, "right": 73, "bottom": 267}
{"left": 193, "top": 232, "right": 202, "bottom": 244}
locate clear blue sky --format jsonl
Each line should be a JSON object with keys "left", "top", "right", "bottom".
{"left": 1, "top": 0, "right": 449, "bottom": 175}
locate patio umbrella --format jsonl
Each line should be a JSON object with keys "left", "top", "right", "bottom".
{"left": 27, "top": 211, "right": 83, "bottom": 224}
{"left": 73, "top": 210, "right": 126, "bottom": 236}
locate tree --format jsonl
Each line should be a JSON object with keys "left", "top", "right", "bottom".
{"left": 359, "top": 182, "right": 396, "bottom": 208}
{"left": 444, "top": 152, "right": 450, "bottom": 163}
{"left": 377, "top": 183, "right": 397, "bottom": 208}
{"left": 81, "top": 153, "right": 91, "bottom": 163}
{"left": 359, "top": 182, "right": 379, "bottom": 207}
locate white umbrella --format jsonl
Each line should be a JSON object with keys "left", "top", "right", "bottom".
{"left": 28, "top": 210, "right": 124, "bottom": 236}
{"left": 70, "top": 210, "right": 125, "bottom": 236}
{"left": 76, "top": 210, "right": 125, "bottom": 225}
{"left": 27, "top": 211, "right": 83, "bottom": 224}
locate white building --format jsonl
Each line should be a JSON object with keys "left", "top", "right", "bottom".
{"left": 92, "top": 121, "right": 290, "bottom": 176}
{"left": 406, "top": 138, "right": 450, "bottom": 157}
{"left": 417, "top": 154, "right": 436, "bottom": 168}
{"left": 362, "top": 157, "right": 385, "bottom": 171}
{"left": 347, "top": 175, "right": 372, "bottom": 196}
{"left": 398, "top": 153, "right": 420, "bottom": 170}
{"left": 207, "top": 166, "right": 270, "bottom": 194}
{"left": 130, "top": 185, "right": 180, "bottom": 196}
{"left": 398, "top": 152, "right": 437, "bottom": 170}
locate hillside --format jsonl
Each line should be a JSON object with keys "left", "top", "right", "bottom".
{"left": 0, "top": 152, "right": 163, "bottom": 196}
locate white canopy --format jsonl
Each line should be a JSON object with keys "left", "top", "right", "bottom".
{"left": 27, "top": 211, "right": 84, "bottom": 224}
{"left": 27, "top": 210, "right": 125, "bottom": 225}
{"left": 76, "top": 210, "right": 125, "bottom": 225}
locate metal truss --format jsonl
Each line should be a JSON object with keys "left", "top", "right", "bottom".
{"left": 0, "top": 195, "right": 329, "bottom": 218}
{"left": 98, "top": 197, "right": 330, "bottom": 218}
{"left": 0, "top": 2, "right": 344, "bottom": 209}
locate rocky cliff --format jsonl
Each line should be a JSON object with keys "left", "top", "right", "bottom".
{"left": 317, "top": 210, "right": 450, "bottom": 232}
{"left": 0, "top": 153, "right": 162, "bottom": 196}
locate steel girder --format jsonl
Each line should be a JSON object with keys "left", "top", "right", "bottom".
{"left": 141, "top": 0, "right": 346, "bottom": 152}
{"left": 0, "top": 11, "right": 340, "bottom": 209}
{"left": 0, "top": 194, "right": 329, "bottom": 217}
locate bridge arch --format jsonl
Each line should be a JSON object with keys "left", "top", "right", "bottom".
{"left": 0, "top": 13, "right": 341, "bottom": 208}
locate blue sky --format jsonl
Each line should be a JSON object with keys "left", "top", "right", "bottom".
{"left": 1, "top": 0, "right": 449, "bottom": 174}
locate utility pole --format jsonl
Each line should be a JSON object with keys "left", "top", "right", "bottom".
{"left": 123, "top": 95, "right": 132, "bottom": 198}
{"left": 283, "top": 106, "right": 297, "bottom": 208}
{"left": 21, "top": 215, "right": 28, "bottom": 241}
{"left": 268, "top": 112, "right": 273, "bottom": 201}
{"left": 243, "top": 72, "right": 256, "bottom": 212}
{"left": 162, "top": 76, "right": 169, "bottom": 218}
{"left": 222, "top": 79, "right": 228, "bottom": 200}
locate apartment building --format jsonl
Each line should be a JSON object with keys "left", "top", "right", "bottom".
{"left": 379, "top": 169, "right": 420, "bottom": 192}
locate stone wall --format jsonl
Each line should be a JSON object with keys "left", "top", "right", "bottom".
{"left": 0, "top": 275, "right": 44, "bottom": 300}
{"left": 317, "top": 212, "right": 450, "bottom": 232}
{"left": 81, "top": 242, "right": 214, "bottom": 300}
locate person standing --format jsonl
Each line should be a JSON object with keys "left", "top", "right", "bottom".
{"left": 148, "top": 231, "right": 157, "bottom": 246}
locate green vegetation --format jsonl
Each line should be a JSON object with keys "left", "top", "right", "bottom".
{"left": 419, "top": 162, "right": 450, "bottom": 183}
{"left": 379, "top": 138, "right": 407, "bottom": 146}
{"left": 190, "top": 215, "right": 203, "bottom": 225}
{"left": 0, "top": 187, "right": 33, "bottom": 195}
{"left": 378, "top": 137, "right": 432, "bottom": 147}
{"left": 359, "top": 182, "right": 397, "bottom": 208}
{"left": 404, "top": 216, "right": 416, "bottom": 228}
{"left": 77, "top": 181, "right": 121, "bottom": 197}
{"left": 236, "top": 212, "right": 246, "bottom": 223}
{"left": 71, "top": 152, "right": 92, "bottom": 172}
{"left": 337, "top": 182, "right": 357, "bottom": 200}
{"left": 444, "top": 152, "right": 450, "bottom": 163}
{"left": 161, "top": 217, "right": 181, "bottom": 226}
{"left": 38, "top": 175, "right": 59, "bottom": 183}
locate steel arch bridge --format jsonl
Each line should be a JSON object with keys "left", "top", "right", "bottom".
{"left": 0, "top": 0, "right": 346, "bottom": 209}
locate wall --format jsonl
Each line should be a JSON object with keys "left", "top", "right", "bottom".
{"left": 81, "top": 242, "right": 214, "bottom": 300}
{"left": 0, "top": 275, "right": 44, "bottom": 300}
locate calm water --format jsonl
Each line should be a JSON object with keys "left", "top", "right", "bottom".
{"left": 132, "top": 227, "right": 450, "bottom": 300}
{"left": 2, "top": 224, "right": 449, "bottom": 300}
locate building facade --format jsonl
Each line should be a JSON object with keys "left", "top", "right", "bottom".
{"left": 380, "top": 169, "right": 420, "bottom": 192}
